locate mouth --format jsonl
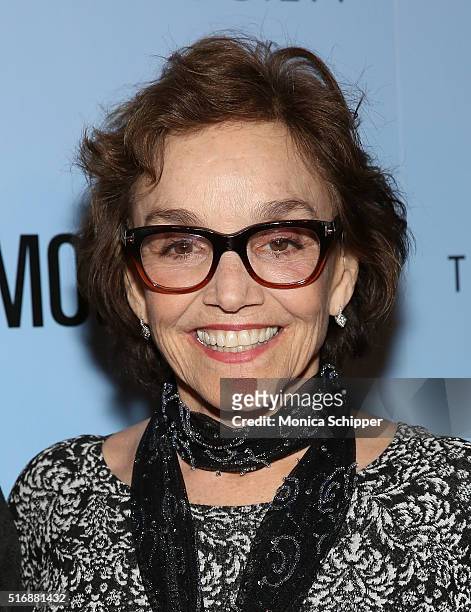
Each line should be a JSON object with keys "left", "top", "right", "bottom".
{"left": 187, "top": 324, "right": 285, "bottom": 363}
{"left": 194, "top": 326, "right": 282, "bottom": 353}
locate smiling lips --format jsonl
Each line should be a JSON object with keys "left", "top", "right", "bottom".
{"left": 188, "top": 324, "right": 284, "bottom": 362}
{"left": 195, "top": 326, "right": 280, "bottom": 352}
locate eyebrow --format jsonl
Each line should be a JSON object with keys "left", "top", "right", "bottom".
{"left": 143, "top": 198, "right": 318, "bottom": 226}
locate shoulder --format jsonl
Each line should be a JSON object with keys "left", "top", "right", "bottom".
{"left": 394, "top": 421, "right": 471, "bottom": 483}
{"left": 8, "top": 418, "right": 152, "bottom": 513}
{"left": 409, "top": 425, "right": 471, "bottom": 510}
{"left": 8, "top": 433, "right": 105, "bottom": 517}
{"left": 362, "top": 420, "right": 471, "bottom": 519}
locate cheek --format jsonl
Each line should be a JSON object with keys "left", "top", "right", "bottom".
{"left": 144, "top": 294, "right": 190, "bottom": 333}
{"left": 144, "top": 294, "right": 194, "bottom": 366}
{"left": 280, "top": 277, "right": 331, "bottom": 324}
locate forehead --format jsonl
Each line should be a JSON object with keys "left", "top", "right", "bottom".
{"left": 131, "top": 121, "right": 332, "bottom": 226}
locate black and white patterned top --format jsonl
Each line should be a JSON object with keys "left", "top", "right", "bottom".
{"left": 7, "top": 421, "right": 471, "bottom": 611}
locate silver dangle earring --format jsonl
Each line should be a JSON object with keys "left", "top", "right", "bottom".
{"left": 334, "top": 307, "right": 347, "bottom": 328}
{"left": 139, "top": 318, "right": 151, "bottom": 340}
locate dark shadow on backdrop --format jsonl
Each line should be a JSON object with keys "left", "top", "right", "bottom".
{"left": 73, "top": 191, "right": 155, "bottom": 424}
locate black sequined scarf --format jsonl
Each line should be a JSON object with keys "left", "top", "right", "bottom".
{"left": 130, "top": 364, "right": 357, "bottom": 611}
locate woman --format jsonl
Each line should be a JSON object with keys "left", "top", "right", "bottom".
{"left": 8, "top": 34, "right": 471, "bottom": 611}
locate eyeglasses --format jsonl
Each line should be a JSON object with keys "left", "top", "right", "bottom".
{"left": 122, "top": 217, "right": 342, "bottom": 294}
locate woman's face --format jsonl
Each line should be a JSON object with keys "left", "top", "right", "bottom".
{"left": 126, "top": 121, "right": 358, "bottom": 412}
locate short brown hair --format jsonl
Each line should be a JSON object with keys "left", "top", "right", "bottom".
{"left": 75, "top": 32, "right": 411, "bottom": 396}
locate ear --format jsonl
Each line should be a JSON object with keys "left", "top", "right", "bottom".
{"left": 123, "top": 263, "right": 149, "bottom": 323}
{"left": 328, "top": 247, "right": 359, "bottom": 316}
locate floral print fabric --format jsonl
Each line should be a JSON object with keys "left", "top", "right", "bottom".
{"left": 8, "top": 421, "right": 471, "bottom": 611}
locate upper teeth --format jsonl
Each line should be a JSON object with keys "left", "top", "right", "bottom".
{"left": 196, "top": 327, "right": 280, "bottom": 348}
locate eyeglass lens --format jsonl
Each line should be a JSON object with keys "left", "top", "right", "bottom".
{"left": 140, "top": 226, "right": 321, "bottom": 289}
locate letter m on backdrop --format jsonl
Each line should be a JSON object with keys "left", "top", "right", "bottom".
{"left": 0, "top": 235, "right": 43, "bottom": 327}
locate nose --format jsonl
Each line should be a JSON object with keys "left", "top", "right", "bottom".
{"left": 202, "top": 250, "right": 264, "bottom": 311}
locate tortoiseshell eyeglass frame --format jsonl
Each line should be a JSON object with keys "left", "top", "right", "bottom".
{"left": 122, "top": 216, "right": 342, "bottom": 294}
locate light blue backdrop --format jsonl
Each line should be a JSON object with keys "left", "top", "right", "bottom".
{"left": 1, "top": 0, "right": 470, "bottom": 494}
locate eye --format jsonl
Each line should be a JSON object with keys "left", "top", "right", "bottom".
{"left": 267, "top": 236, "right": 304, "bottom": 252}
{"left": 160, "top": 239, "right": 195, "bottom": 256}
{"left": 141, "top": 232, "right": 212, "bottom": 263}
{"left": 250, "top": 229, "right": 312, "bottom": 258}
